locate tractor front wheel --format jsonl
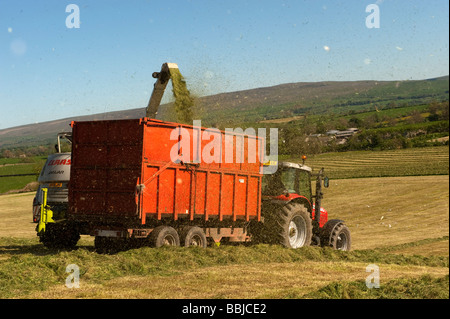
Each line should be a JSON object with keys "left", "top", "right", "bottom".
{"left": 320, "top": 219, "right": 351, "bottom": 251}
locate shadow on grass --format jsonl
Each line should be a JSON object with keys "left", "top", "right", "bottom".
{"left": 0, "top": 244, "right": 96, "bottom": 256}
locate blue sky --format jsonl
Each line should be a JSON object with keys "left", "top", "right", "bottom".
{"left": 0, "top": 0, "right": 448, "bottom": 129}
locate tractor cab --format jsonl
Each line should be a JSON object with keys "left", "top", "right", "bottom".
{"left": 262, "top": 162, "right": 313, "bottom": 204}
{"left": 262, "top": 160, "right": 330, "bottom": 229}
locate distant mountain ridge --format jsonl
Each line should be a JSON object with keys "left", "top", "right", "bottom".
{"left": 1, "top": 75, "right": 448, "bottom": 149}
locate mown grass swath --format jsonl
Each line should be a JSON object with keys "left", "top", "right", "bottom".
{"left": 302, "top": 274, "right": 449, "bottom": 299}
{"left": 0, "top": 237, "right": 448, "bottom": 298}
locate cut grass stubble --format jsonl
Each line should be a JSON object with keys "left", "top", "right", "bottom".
{"left": 0, "top": 242, "right": 448, "bottom": 299}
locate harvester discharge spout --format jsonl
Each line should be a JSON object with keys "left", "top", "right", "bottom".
{"left": 145, "top": 62, "right": 179, "bottom": 119}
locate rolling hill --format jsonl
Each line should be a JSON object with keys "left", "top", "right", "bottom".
{"left": 0, "top": 75, "right": 448, "bottom": 150}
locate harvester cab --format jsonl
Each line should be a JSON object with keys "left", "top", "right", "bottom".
{"left": 33, "top": 132, "right": 72, "bottom": 224}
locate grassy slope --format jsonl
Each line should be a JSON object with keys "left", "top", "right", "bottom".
{"left": 1, "top": 76, "right": 448, "bottom": 149}
{"left": 0, "top": 238, "right": 447, "bottom": 298}
{"left": 0, "top": 147, "right": 448, "bottom": 299}
{"left": 284, "top": 146, "right": 449, "bottom": 179}
{"left": 303, "top": 274, "right": 449, "bottom": 299}
{"left": 12, "top": 254, "right": 449, "bottom": 299}
{"left": 323, "top": 175, "right": 449, "bottom": 250}
{"left": 0, "top": 156, "right": 46, "bottom": 193}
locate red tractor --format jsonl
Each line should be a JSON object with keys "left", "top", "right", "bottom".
{"left": 252, "top": 160, "right": 351, "bottom": 250}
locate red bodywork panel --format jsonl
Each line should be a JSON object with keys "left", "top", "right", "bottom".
{"left": 312, "top": 205, "right": 328, "bottom": 228}
{"left": 69, "top": 118, "right": 264, "bottom": 225}
{"left": 267, "top": 193, "right": 328, "bottom": 228}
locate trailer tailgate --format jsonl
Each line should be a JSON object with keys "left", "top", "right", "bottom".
{"left": 69, "top": 120, "right": 144, "bottom": 221}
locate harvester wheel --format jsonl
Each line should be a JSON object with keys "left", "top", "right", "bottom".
{"left": 320, "top": 219, "right": 351, "bottom": 251}
{"left": 149, "top": 226, "right": 180, "bottom": 248}
{"left": 39, "top": 222, "right": 80, "bottom": 250}
{"left": 179, "top": 226, "right": 207, "bottom": 248}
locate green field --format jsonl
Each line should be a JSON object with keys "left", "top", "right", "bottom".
{"left": 0, "top": 175, "right": 448, "bottom": 299}
{"left": 0, "top": 175, "right": 38, "bottom": 194}
{"left": 283, "top": 146, "right": 449, "bottom": 179}
{"left": 340, "top": 104, "right": 431, "bottom": 121}
{"left": 0, "top": 147, "right": 448, "bottom": 299}
{"left": 0, "top": 158, "right": 24, "bottom": 165}
{"left": 0, "top": 156, "right": 46, "bottom": 193}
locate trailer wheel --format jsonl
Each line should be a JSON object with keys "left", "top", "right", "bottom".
{"left": 320, "top": 219, "right": 351, "bottom": 251}
{"left": 149, "top": 226, "right": 180, "bottom": 248}
{"left": 179, "top": 226, "right": 207, "bottom": 247}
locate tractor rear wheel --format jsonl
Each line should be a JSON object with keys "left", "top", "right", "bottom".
{"left": 254, "top": 202, "right": 312, "bottom": 248}
{"left": 279, "top": 203, "right": 312, "bottom": 248}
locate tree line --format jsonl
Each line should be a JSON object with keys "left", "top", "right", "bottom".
{"left": 278, "top": 101, "right": 449, "bottom": 156}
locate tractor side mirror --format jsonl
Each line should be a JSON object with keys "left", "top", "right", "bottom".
{"left": 323, "top": 176, "right": 329, "bottom": 188}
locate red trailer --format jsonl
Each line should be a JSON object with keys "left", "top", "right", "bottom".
{"left": 68, "top": 118, "right": 264, "bottom": 250}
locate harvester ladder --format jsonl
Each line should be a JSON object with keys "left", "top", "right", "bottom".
{"left": 37, "top": 188, "right": 54, "bottom": 233}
